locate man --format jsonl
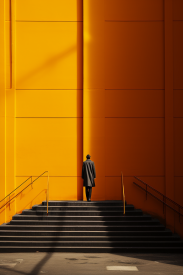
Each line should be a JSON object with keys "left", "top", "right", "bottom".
{"left": 82, "top": 154, "right": 96, "bottom": 202}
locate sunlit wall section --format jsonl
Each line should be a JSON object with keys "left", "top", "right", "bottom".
{"left": 15, "top": 0, "right": 83, "bottom": 202}
{"left": 0, "top": 0, "right": 6, "bottom": 225}
{"left": 83, "top": 0, "right": 105, "bottom": 200}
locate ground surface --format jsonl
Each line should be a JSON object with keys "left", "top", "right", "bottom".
{"left": 0, "top": 253, "right": 183, "bottom": 275}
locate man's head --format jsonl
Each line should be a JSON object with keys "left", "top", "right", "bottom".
{"left": 86, "top": 154, "right": 91, "bottom": 159}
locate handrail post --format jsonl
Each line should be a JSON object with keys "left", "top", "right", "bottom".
{"left": 47, "top": 171, "right": 49, "bottom": 216}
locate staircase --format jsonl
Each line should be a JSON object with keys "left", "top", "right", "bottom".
{"left": 0, "top": 201, "right": 183, "bottom": 252}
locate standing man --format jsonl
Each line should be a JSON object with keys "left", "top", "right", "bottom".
{"left": 82, "top": 154, "right": 96, "bottom": 202}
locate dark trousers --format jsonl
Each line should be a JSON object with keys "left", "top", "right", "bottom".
{"left": 85, "top": 186, "right": 92, "bottom": 201}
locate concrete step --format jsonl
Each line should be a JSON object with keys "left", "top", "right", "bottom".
{"left": 0, "top": 235, "right": 179, "bottom": 242}
{"left": 0, "top": 240, "right": 183, "bottom": 247}
{"left": 10, "top": 219, "right": 160, "bottom": 226}
{"left": 0, "top": 230, "right": 172, "bottom": 236}
{"left": 0, "top": 246, "right": 183, "bottom": 253}
{"left": 1, "top": 200, "right": 182, "bottom": 253}
{"left": 0, "top": 224, "right": 165, "bottom": 231}
{"left": 13, "top": 214, "right": 151, "bottom": 221}
{"left": 32, "top": 205, "right": 134, "bottom": 211}
{"left": 22, "top": 209, "right": 143, "bottom": 216}
{"left": 42, "top": 201, "right": 126, "bottom": 206}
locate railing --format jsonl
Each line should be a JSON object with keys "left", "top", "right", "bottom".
{"left": 0, "top": 171, "right": 49, "bottom": 216}
{"left": 133, "top": 176, "right": 183, "bottom": 222}
{"left": 121, "top": 172, "right": 125, "bottom": 215}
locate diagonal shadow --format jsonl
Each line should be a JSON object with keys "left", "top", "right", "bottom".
{"left": 0, "top": 253, "right": 52, "bottom": 275}
{"left": 17, "top": 42, "right": 82, "bottom": 88}
{"left": 29, "top": 253, "right": 52, "bottom": 275}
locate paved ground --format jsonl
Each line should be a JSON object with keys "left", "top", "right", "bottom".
{"left": 0, "top": 253, "right": 183, "bottom": 275}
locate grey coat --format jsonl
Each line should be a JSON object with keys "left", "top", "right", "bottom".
{"left": 82, "top": 159, "right": 96, "bottom": 187}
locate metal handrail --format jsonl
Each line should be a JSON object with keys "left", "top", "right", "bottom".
{"left": 0, "top": 176, "right": 32, "bottom": 203}
{"left": 0, "top": 171, "right": 49, "bottom": 215}
{"left": 134, "top": 176, "right": 183, "bottom": 210}
{"left": 133, "top": 177, "right": 183, "bottom": 221}
{"left": 121, "top": 172, "right": 125, "bottom": 215}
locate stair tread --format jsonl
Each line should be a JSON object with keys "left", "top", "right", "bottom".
{"left": 3, "top": 224, "right": 164, "bottom": 227}
{"left": 1, "top": 200, "right": 182, "bottom": 253}
{"left": 0, "top": 235, "right": 177, "bottom": 239}
{"left": 32, "top": 208, "right": 134, "bottom": 211}
{"left": 24, "top": 211, "right": 140, "bottom": 213}
{"left": 1, "top": 240, "right": 182, "bottom": 243}
{"left": 42, "top": 200, "right": 123, "bottom": 205}
{"left": 0, "top": 229, "right": 168, "bottom": 232}
{"left": 10, "top": 220, "right": 157, "bottom": 223}
{"left": 0, "top": 246, "right": 182, "bottom": 249}
{"left": 35, "top": 205, "right": 133, "bottom": 207}
{"left": 15, "top": 215, "right": 149, "bottom": 218}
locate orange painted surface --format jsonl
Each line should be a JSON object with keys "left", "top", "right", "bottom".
{"left": 0, "top": 0, "right": 183, "bottom": 239}
{"left": 105, "top": 118, "right": 164, "bottom": 176}
{"left": 83, "top": 0, "right": 105, "bottom": 200}
{"left": 0, "top": 0, "right": 6, "bottom": 225}
{"left": 174, "top": 177, "right": 183, "bottom": 237}
{"left": 173, "top": 0, "right": 183, "bottom": 20}
{"left": 5, "top": 22, "right": 11, "bottom": 89}
{"left": 105, "top": 21, "right": 164, "bottom": 89}
{"left": 173, "top": 0, "right": 183, "bottom": 237}
{"left": 16, "top": 90, "right": 83, "bottom": 118}
{"left": 16, "top": 118, "right": 83, "bottom": 176}
{"left": 1, "top": 0, "right": 83, "bottom": 224}
{"left": 105, "top": 0, "right": 164, "bottom": 21}
{"left": 105, "top": 90, "right": 164, "bottom": 118}
{"left": 173, "top": 21, "right": 183, "bottom": 89}
{"left": 174, "top": 90, "right": 183, "bottom": 117}
{"left": 174, "top": 118, "right": 183, "bottom": 177}
{"left": 15, "top": 0, "right": 83, "bottom": 209}
{"left": 164, "top": 0, "right": 174, "bottom": 233}
{"left": 5, "top": 0, "right": 11, "bottom": 21}
{"left": 16, "top": 0, "right": 83, "bottom": 22}
{"left": 16, "top": 22, "right": 82, "bottom": 89}
{"left": 83, "top": 0, "right": 183, "bottom": 237}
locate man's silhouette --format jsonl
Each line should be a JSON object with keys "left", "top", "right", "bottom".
{"left": 82, "top": 154, "right": 96, "bottom": 201}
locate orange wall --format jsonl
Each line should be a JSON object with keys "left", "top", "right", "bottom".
{"left": 0, "top": 0, "right": 183, "bottom": 238}
{"left": 0, "top": 0, "right": 83, "bottom": 224}
{"left": 0, "top": 0, "right": 6, "bottom": 225}
{"left": 83, "top": 0, "right": 183, "bottom": 237}
{"left": 15, "top": 0, "right": 83, "bottom": 202}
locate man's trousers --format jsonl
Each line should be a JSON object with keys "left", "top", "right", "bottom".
{"left": 85, "top": 186, "right": 92, "bottom": 201}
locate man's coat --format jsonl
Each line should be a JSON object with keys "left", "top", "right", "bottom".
{"left": 82, "top": 159, "right": 96, "bottom": 187}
